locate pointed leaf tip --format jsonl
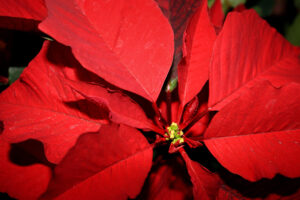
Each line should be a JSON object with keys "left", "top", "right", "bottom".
{"left": 40, "top": 0, "right": 174, "bottom": 102}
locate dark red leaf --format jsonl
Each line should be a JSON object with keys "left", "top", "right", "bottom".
{"left": 42, "top": 124, "right": 153, "bottom": 200}
{"left": 265, "top": 189, "right": 300, "bottom": 200}
{"left": 178, "top": 0, "right": 216, "bottom": 110}
{"left": 209, "top": 0, "right": 224, "bottom": 29}
{"left": 234, "top": 4, "right": 247, "bottom": 12}
{"left": 209, "top": 10, "right": 300, "bottom": 111}
{"left": 216, "top": 186, "right": 246, "bottom": 200}
{"left": 0, "top": 138, "right": 51, "bottom": 199}
{"left": 39, "top": 0, "right": 174, "bottom": 102}
{"left": 0, "top": 0, "right": 46, "bottom": 20}
{"left": 0, "top": 76, "right": 8, "bottom": 84}
{"left": 0, "top": 0, "right": 47, "bottom": 31}
{"left": 66, "top": 79, "right": 160, "bottom": 131}
{"left": 180, "top": 148, "right": 221, "bottom": 200}
{"left": 155, "top": 0, "right": 202, "bottom": 68}
{"left": 0, "top": 42, "right": 106, "bottom": 164}
{"left": 204, "top": 82, "right": 300, "bottom": 181}
{"left": 138, "top": 155, "right": 193, "bottom": 200}
{"left": 158, "top": 97, "right": 179, "bottom": 124}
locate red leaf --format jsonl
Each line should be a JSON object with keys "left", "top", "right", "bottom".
{"left": 138, "top": 155, "right": 193, "bottom": 200}
{"left": 0, "top": 42, "right": 106, "bottom": 164}
{"left": 178, "top": 0, "right": 216, "bottom": 109}
{"left": 0, "top": 138, "right": 51, "bottom": 200}
{"left": 209, "top": 0, "right": 224, "bottom": 29}
{"left": 209, "top": 10, "right": 300, "bottom": 111}
{"left": 216, "top": 186, "right": 246, "bottom": 200}
{"left": 0, "top": 0, "right": 46, "bottom": 20}
{"left": 66, "top": 79, "right": 160, "bottom": 131}
{"left": 262, "top": 56, "right": 300, "bottom": 88}
{"left": 0, "top": 76, "right": 8, "bottom": 84}
{"left": 42, "top": 124, "right": 153, "bottom": 200}
{"left": 234, "top": 4, "right": 247, "bottom": 12}
{"left": 155, "top": 0, "right": 202, "bottom": 68}
{"left": 158, "top": 97, "right": 179, "bottom": 123}
{"left": 266, "top": 189, "right": 300, "bottom": 200}
{"left": 204, "top": 82, "right": 300, "bottom": 181}
{"left": 39, "top": 0, "right": 174, "bottom": 102}
{"left": 180, "top": 148, "right": 221, "bottom": 200}
{"left": 0, "top": 0, "right": 47, "bottom": 31}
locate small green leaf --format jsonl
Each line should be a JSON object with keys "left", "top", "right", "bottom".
{"left": 222, "top": 0, "right": 245, "bottom": 13}
{"left": 9, "top": 67, "right": 25, "bottom": 84}
{"left": 223, "top": 0, "right": 246, "bottom": 8}
{"left": 286, "top": 14, "right": 300, "bottom": 46}
{"left": 208, "top": 0, "right": 215, "bottom": 8}
{"left": 165, "top": 77, "right": 178, "bottom": 92}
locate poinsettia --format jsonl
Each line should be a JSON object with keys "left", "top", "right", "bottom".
{"left": 0, "top": 0, "right": 300, "bottom": 199}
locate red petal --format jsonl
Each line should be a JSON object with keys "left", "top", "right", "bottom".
{"left": 0, "top": 76, "right": 8, "bottom": 84}
{"left": 209, "top": 0, "right": 224, "bottom": 29}
{"left": 0, "top": 0, "right": 47, "bottom": 31}
{"left": 0, "top": 42, "right": 105, "bottom": 164}
{"left": 138, "top": 155, "right": 193, "bottom": 200}
{"left": 180, "top": 148, "right": 221, "bottom": 200}
{"left": 39, "top": 0, "right": 174, "bottom": 102}
{"left": 209, "top": 10, "right": 300, "bottom": 111}
{"left": 42, "top": 124, "right": 153, "bottom": 200}
{"left": 262, "top": 56, "right": 300, "bottom": 88}
{"left": 0, "top": 0, "right": 46, "bottom": 20}
{"left": 158, "top": 97, "right": 179, "bottom": 124}
{"left": 216, "top": 186, "right": 246, "bottom": 200}
{"left": 66, "top": 79, "right": 158, "bottom": 131}
{"left": 234, "top": 4, "right": 247, "bottom": 12}
{"left": 0, "top": 138, "right": 51, "bottom": 199}
{"left": 178, "top": 0, "right": 216, "bottom": 110}
{"left": 185, "top": 114, "right": 209, "bottom": 138}
{"left": 155, "top": 0, "right": 202, "bottom": 67}
{"left": 204, "top": 82, "right": 300, "bottom": 181}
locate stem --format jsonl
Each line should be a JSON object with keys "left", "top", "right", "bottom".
{"left": 166, "top": 90, "right": 172, "bottom": 124}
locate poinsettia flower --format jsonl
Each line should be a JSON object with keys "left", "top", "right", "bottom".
{"left": 0, "top": 0, "right": 300, "bottom": 199}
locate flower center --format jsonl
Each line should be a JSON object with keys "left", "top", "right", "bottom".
{"left": 165, "top": 122, "right": 184, "bottom": 144}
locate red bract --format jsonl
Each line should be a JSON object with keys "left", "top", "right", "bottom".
{"left": 0, "top": 0, "right": 46, "bottom": 31}
{"left": 0, "top": 0, "right": 300, "bottom": 199}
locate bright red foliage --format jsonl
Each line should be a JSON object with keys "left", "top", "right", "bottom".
{"left": 0, "top": 0, "right": 299, "bottom": 199}
{"left": 0, "top": 0, "right": 46, "bottom": 31}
